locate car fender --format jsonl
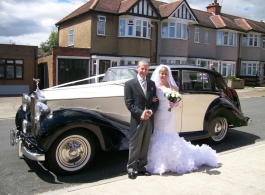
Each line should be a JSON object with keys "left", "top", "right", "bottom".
{"left": 36, "top": 108, "right": 124, "bottom": 152}
{"left": 204, "top": 97, "right": 248, "bottom": 135}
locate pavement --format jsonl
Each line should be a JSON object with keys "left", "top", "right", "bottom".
{"left": 1, "top": 87, "right": 265, "bottom": 195}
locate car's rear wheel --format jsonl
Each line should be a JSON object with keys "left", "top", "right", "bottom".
{"left": 208, "top": 117, "right": 228, "bottom": 143}
{"left": 47, "top": 130, "right": 95, "bottom": 175}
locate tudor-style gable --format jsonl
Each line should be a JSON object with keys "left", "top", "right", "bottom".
{"left": 159, "top": 0, "right": 197, "bottom": 23}
{"left": 126, "top": 0, "right": 160, "bottom": 19}
{"left": 168, "top": 1, "right": 197, "bottom": 22}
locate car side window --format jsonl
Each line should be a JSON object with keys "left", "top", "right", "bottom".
{"left": 182, "top": 70, "right": 211, "bottom": 90}
{"left": 171, "top": 70, "right": 179, "bottom": 87}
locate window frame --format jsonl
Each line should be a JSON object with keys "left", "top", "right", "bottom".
{"left": 161, "top": 21, "right": 188, "bottom": 40}
{"left": 0, "top": 59, "right": 24, "bottom": 79}
{"left": 119, "top": 18, "right": 152, "bottom": 39}
{"left": 240, "top": 62, "right": 259, "bottom": 76}
{"left": 242, "top": 33, "right": 260, "bottom": 47}
{"left": 68, "top": 29, "right": 74, "bottom": 46}
{"left": 194, "top": 28, "right": 199, "bottom": 43}
{"left": 216, "top": 31, "right": 237, "bottom": 46}
{"left": 205, "top": 30, "right": 209, "bottom": 44}
{"left": 97, "top": 15, "right": 106, "bottom": 36}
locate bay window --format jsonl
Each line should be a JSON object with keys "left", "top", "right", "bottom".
{"left": 240, "top": 62, "right": 259, "bottom": 76}
{"left": 242, "top": 34, "right": 260, "bottom": 47}
{"left": 161, "top": 22, "right": 188, "bottom": 40}
{"left": 119, "top": 18, "right": 152, "bottom": 39}
{"left": 216, "top": 31, "right": 237, "bottom": 46}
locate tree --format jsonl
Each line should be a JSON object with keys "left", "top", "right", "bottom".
{"left": 40, "top": 30, "right": 58, "bottom": 54}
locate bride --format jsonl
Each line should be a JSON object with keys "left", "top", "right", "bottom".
{"left": 146, "top": 65, "right": 219, "bottom": 175}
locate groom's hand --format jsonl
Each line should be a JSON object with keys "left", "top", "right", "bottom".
{"left": 143, "top": 110, "right": 151, "bottom": 120}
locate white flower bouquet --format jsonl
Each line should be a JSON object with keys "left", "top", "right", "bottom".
{"left": 164, "top": 89, "right": 182, "bottom": 112}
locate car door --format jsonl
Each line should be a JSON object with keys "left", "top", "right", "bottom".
{"left": 180, "top": 70, "right": 219, "bottom": 132}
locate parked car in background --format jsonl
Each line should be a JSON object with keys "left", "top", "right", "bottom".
{"left": 10, "top": 65, "right": 250, "bottom": 174}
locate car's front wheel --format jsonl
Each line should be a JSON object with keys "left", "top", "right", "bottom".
{"left": 208, "top": 117, "right": 228, "bottom": 143}
{"left": 47, "top": 130, "right": 95, "bottom": 174}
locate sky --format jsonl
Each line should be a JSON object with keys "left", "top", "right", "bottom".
{"left": 0, "top": 0, "right": 264, "bottom": 47}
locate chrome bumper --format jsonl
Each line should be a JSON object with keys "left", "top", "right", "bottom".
{"left": 10, "top": 128, "right": 45, "bottom": 161}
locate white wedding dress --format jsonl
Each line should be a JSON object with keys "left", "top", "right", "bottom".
{"left": 146, "top": 87, "right": 219, "bottom": 175}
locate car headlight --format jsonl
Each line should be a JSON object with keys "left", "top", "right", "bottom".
{"left": 22, "top": 94, "right": 31, "bottom": 112}
{"left": 35, "top": 102, "right": 50, "bottom": 122}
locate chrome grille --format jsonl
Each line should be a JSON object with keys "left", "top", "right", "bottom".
{"left": 30, "top": 94, "right": 37, "bottom": 137}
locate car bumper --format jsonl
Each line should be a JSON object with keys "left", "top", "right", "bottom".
{"left": 10, "top": 128, "right": 45, "bottom": 161}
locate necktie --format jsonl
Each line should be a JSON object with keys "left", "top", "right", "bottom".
{"left": 141, "top": 78, "right": 146, "bottom": 90}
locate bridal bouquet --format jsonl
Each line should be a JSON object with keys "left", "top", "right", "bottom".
{"left": 164, "top": 89, "right": 182, "bottom": 112}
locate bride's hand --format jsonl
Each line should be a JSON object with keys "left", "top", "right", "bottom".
{"left": 152, "top": 96, "right": 158, "bottom": 102}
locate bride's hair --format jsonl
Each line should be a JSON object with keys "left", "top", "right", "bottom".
{"left": 151, "top": 64, "right": 178, "bottom": 88}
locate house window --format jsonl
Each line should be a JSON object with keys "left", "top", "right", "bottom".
{"left": 119, "top": 20, "right": 126, "bottom": 36}
{"left": 97, "top": 16, "right": 106, "bottom": 35}
{"left": 169, "top": 23, "right": 175, "bottom": 38}
{"left": 136, "top": 20, "right": 141, "bottom": 37}
{"left": 205, "top": 30, "right": 209, "bottom": 44}
{"left": 0, "top": 59, "right": 23, "bottom": 79}
{"left": 216, "top": 31, "right": 237, "bottom": 46}
{"left": 119, "top": 18, "right": 151, "bottom": 39}
{"left": 240, "top": 62, "right": 259, "bottom": 76}
{"left": 162, "top": 23, "right": 168, "bottom": 38}
{"left": 194, "top": 28, "right": 199, "bottom": 43}
{"left": 161, "top": 22, "right": 188, "bottom": 40}
{"left": 242, "top": 34, "right": 260, "bottom": 47}
{"left": 68, "top": 29, "right": 74, "bottom": 46}
{"left": 127, "top": 19, "right": 134, "bottom": 36}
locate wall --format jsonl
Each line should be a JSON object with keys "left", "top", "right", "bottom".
{"left": 188, "top": 26, "right": 216, "bottom": 59}
{"left": 0, "top": 44, "right": 38, "bottom": 95}
{"left": 58, "top": 14, "right": 92, "bottom": 48}
{"left": 90, "top": 13, "right": 118, "bottom": 54}
{"left": 38, "top": 46, "right": 90, "bottom": 87}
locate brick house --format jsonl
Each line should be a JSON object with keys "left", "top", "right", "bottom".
{"left": 38, "top": 0, "right": 265, "bottom": 87}
{"left": 0, "top": 44, "right": 38, "bottom": 95}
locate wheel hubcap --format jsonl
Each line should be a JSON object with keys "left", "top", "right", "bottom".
{"left": 56, "top": 135, "right": 91, "bottom": 171}
{"left": 212, "top": 118, "right": 228, "bottom": 141}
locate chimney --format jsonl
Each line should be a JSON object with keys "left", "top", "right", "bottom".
{"left": 206, "top": 0, "right": 221, "bottom": 15}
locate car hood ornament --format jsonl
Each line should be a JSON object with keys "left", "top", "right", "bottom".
{"left": 33, "top": 78, "right": 40, "bottom": 91}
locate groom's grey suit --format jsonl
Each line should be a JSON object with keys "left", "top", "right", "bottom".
{"left": 124, "top": 76, "right": 159, "bottom": 173}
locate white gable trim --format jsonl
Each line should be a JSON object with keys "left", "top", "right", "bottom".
{"left": 168, "top": 1, "right": 197, "bottom": 22}
{"left": 129, "top": 0, "right": 157, "bottom": 18}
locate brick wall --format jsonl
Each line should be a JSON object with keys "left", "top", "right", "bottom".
{"left": 38, "top": 46, "right": 90, "bottom": 87}
{"left": 0, "top": 44, "right": 38, "bottom": 94}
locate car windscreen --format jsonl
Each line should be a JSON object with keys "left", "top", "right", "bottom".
{"left": 102, "top": 68, "right": 137, "bottom": 82}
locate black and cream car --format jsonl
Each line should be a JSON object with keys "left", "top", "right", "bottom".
{"left": 10, "top": 65, "right": 250, "bottom": 174}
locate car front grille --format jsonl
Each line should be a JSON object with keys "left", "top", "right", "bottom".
{"left": 30, "top": 94, "right": 37, "bottom": 137}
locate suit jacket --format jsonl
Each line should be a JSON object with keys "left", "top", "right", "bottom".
{"left": 124, "top": 77, "right": 159, "bottom": 137}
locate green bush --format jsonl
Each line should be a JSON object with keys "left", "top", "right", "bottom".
{"left": 226, "top": 75, "right": 242, "bottom": 82}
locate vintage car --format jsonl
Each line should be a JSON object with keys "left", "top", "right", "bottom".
{"left": 10, "top": 65, "right": 250, "bottom": 174}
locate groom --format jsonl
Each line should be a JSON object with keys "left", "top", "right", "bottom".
{"left": 124, "top": 61, "right": 159, "bottom": 179}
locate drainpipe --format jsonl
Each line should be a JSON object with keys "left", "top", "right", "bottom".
{"left": 237, "top": 33, "right": 241, "bottom": 78}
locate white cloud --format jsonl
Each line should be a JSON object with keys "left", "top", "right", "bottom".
{"left": 0, "top": 0, "right": 264, "bottom": 47}
{"left": 0, "top": 0, "right": 87, "bottom": 46}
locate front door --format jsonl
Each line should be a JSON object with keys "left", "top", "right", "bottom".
{"left": 99, "top": 60, "right": 110, "bottom": 74}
